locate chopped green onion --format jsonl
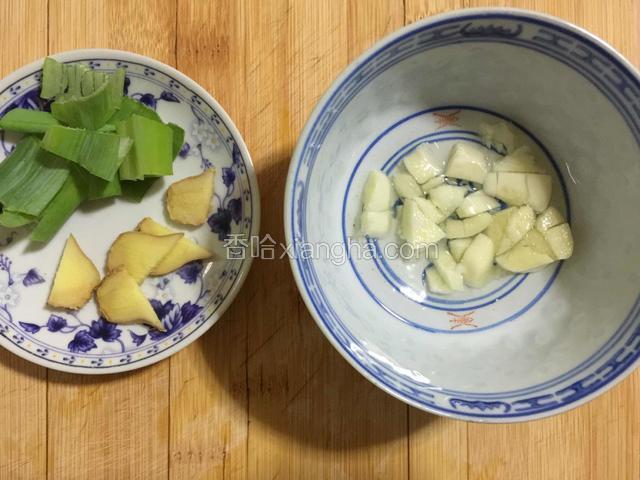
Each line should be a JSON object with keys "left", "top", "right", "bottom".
{"left": 0, "top": 108, "right": 60, "bottom": 134}
{"left": 51, "top": 68, "right": 125, "bottom": 130}
{"left": 0, "top": 210, "right": 35, "bottom": 228}
{"left": 65, "top": 64, "right": 90, "bottom": 98}
{"left": 89, "top": 175, "right": 122, "bottom": 200}
{"left": 121, "top": 178, "right": 158, "bottom": 202}
{"left": 94, "top": 72, "right": 108, "bottom": 90}
{"left": 108, "top": 97, "right": 162, "bottom": 124}
{"left": 30, "top": 169, "right": 86, "bottom": 243}
{"left": 80, "top": 70, "right": 95, "bottom": 96}
{"left": 3, "top": 56, "right": 182, "bottom": 242}
{"left": 41, "top": 58, "right": 111, "bottom": 100}
{"left": 74, "top": 167, "right": 122, "bottom": 200}
{"left": 80, "top": 69, "right": 108, "bottom": 96}
{"left": 0, "top": 137, "right": 69, "bottom": 216}
{"left": 116, "top": 118, "right": 144, "bottom": 180}
{"left": 117, "top": 114, "right": 173, "bottom": 179}
{"left": 41, "top": 125, "right": 131, "bottom": 181}
{"left": 168, "top": 122, "right": 185, "bottom": 158}
{"left": 41, "top": 57, "right": 66, "bottom": 99}
{"left": 80, "top": 69, "right": 102, "bottom": 96}
{"left": 97, "top": 124, "right": 117, "bottom": 133}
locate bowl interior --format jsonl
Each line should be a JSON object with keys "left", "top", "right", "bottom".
{"left": 288, "top": 11, "right": 640, "bottom": 420}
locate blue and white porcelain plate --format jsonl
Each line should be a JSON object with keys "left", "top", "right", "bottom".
{"left": 0, "top": 50, "right": 259, "bottom": 374}
{"left": 286, "top": 8, "right": 640, "bottom": 422}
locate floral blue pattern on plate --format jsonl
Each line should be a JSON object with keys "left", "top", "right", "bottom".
{"left": 0, "top": 50, "right": 260, "bottom": 373}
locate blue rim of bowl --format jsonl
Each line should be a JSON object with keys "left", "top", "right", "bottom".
{"left": 285, "top": 9, "right": 640, "bottom": 421}
{"left": 0, "top": 49, "right": 261, "bottom": 374}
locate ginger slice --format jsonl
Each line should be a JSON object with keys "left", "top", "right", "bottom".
{"left": 96, "top": 267, "right": 165, "bottom": 331}
{"left": 165, "top": 169, "right": 216, "bottom": 226}
{"left": 136, "top": 217, "right": 213, "bottom": 275}
{"left": 106, "top": 231, "right": 183, "bottom": 283}
{"left": 48, "top": 235, "right": 100, "bottom": 310}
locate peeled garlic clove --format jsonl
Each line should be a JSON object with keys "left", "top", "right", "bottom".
{"left": 400, "top": 198, "right": 446, "bottom": 247}
{"left": 413, "top": 197, "right": 446, "bottom": 224}
{"left": 426, "top": 268, "right": 451, "bottom": 294}
{"left": 444, "top": 219, "right": 466, "bottom": 239}
{"left": 456, "top": 191, "right": 500, "bottom": 218}
{"left": 496, "top": 245, "right": 554, "bottom": 273}
{"left": 460, "top": 233, "right": 495, "bottom": 288}
{"left": 483, "top": 172, "right": 498, "bottom": 197}
{"left": 544, "top": 223, "right": 574, "bottom": 260}
{"left": 429, "top": 184, "right": 467, "bottom": 216}
{"left": 360, "top": 211, "right": 393, "bottom": 237}
{"left": 479, "top": 121, "right": 517, "bottom": 154}
{"left": 420, "top": 175, "right": 445, "bottom": 194}
{"left": 526, "top": 173, "right": 552, "bottom": 212}
{"left": 362, "top": 170, "right": 394, "bottom": 212}
{"left": 497, "top": 205, "right": 535, "bottom": 255}
{"left": 433, "top": 248, "right": 464, "bottom": 291}
{"left": 445, "top": 142, "right": 491, "bottom": 184}
{"left": 496, "top": 172, "right": 529, "bottom": 206}
{"left": 483, "top": 207, "right": 515, "bottom": 249}
{"left": 449, "top": 238, "right": 472, "bottom": 262}
{"left": 403, "top": 144, "right": 443, "bottom": 184}
{"left": 519, "top": 229, "right": 556, "bottom": 259}
{"left": 535, "top": 206, "right": 565, "bottom": 233}
{"left": 493, "top": 146, "right": 544, "bottom": 173}
{"left": 393, "top": 172, "right": 423, "bottom": 199}
{"left": 445, "top": 212, "right": 492, "bottom": 239}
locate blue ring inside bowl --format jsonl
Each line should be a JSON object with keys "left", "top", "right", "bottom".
{"left": 289, "top": 12, "right": 640, "bottom": 419}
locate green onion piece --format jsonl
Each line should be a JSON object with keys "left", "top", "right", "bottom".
{"left": 118, "top": 114, "right": 173, "bottom": 179}
{"left": 121, "top": 122, "right": 181, "bottom": 202}
{"left": 30, "top": 169, "right": 86, "bottom": 243}
{"left": 74, "top": 167, "right": 122, "bottom": 200}
{"left": 41, "top": 125, "right": 131, "bottom": 181}
{"left": 81, "top": 69, "right": 108, "bottom": 96}
{"left": 0, "top": 210, "right": 35, "bottom": 228}
{"left": 0, "top": 108, "right": 60, "bottom": 134}
{"left": 89, "top": 175, "right": 122, "bottom": 200}
{"left": 50, "top": 68, "right": 125, "bottom": 130}
{"left": 121, "top": 178, "right": 158, "bottom": 202}
{"left": 41, "top": 57, "right": 66, "bottom": 99}
{"left": 81, "top": 69, "right": 95, "bottom": 96}
{"left": 66, "top": 64, "right": 90, "bottom": 98}
{"left": 168, "top": 122, "right": 185, "bottom": 159}
{"left": 108, "top": 97, "right": 162, "bottom": 124}
{"left": 97, "top": 124, "right": 116, "bottom": 133}
{"left": 0, "top": 137, "right": 69, "bottom": 216}
{"left": 116, "top": 118, "right": 144, "bottom": 181}
{"left": 94, "top": 72, "right": 107, "bottom": 90}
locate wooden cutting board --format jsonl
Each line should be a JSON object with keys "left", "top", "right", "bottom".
{"left": 0, "top": 0, "right": 638, "bottom": 478}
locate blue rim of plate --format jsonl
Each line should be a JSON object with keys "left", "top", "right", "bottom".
{"left": 0, "top": 50, "right": 260, "bottom": 374}
{"left": 286, "top": 10, "right": 640, "bottom": 421}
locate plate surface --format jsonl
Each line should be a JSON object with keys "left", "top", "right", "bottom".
{"left": 0, "top": 49, "right": 259, "bottom": 374}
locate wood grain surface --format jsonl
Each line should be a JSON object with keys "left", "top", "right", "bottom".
{"left": 0, "top": 0, "right": 638, "bottom": 479}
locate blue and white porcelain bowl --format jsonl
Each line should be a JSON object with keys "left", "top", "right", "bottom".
{"left": 0, "top": 49, "right": 259, "bottom": 374}
{"left": 285, "top": 8, "right": 640, "bottom": 422}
